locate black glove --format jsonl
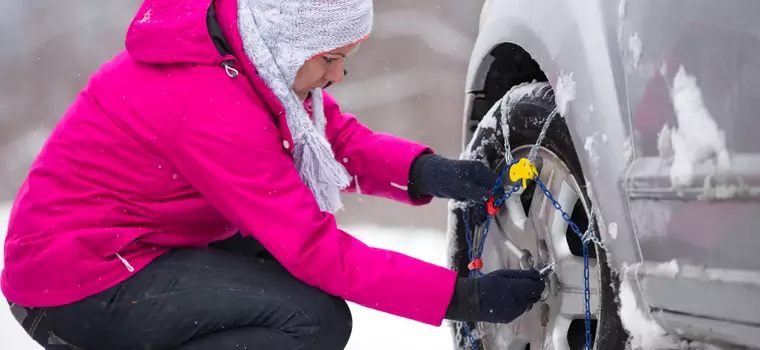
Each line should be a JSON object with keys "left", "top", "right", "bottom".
{"left": 408, "top": 153, "right": 506, "bottom": 204}
{"left": 444, "top": 269, "right": 545, "bottom": 324}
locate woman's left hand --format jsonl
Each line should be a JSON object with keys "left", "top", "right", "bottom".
{"left": 408, "top": 153, "right": 506, "bottom": 203}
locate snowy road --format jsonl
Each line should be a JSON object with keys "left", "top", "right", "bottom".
{"left": 0, "top": 203, "right": 454, "bottom": 350}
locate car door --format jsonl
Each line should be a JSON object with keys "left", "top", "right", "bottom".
{"left": 617, "top": 0, "right": 760, "bottom": 345}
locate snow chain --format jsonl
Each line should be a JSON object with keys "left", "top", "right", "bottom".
{"left": 459, "top": 102, "right": 603, "bottom": 350}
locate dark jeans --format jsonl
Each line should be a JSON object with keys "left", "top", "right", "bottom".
{"left": 10, "top": 234, "right": 353, "bottom": 350}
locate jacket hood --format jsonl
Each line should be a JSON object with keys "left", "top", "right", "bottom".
{"left": 123, "top": 0, "right": 372, "bottom": 214}
{"left": 125, "top": 0, "right": 224, "bottom": 65}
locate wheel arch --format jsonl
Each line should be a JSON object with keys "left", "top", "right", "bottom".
{"left": 462, "top": 13, "right": 644, "bottom": 277}
{"left": 462, "top": 20, "right": 558, "bottom": 149}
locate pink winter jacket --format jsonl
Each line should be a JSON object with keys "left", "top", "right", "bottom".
{"left": 1, "top": 0, "right": 457, "bottom": 326}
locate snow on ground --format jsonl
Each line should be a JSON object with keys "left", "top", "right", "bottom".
{"left": 0, "top": 202, "right": 40, "bottom": 350}
{"left": 0, "top": 203, "right": 453, "bottom": 349}
{"left": 344, "top": 225, "right": 454, "bottom": 350}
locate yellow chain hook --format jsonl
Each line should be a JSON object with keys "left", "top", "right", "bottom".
{"left": 509, "top": 158, "right": 539, "bottom": 188}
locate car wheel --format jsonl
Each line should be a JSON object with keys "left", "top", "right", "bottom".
{"left": 447, "top": 82, "right": 628, "bottom": 350}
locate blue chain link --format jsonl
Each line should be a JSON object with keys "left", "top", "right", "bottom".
{"left": 534, "top": 177, "right": 593, "bottom": 350}
{"left": 463, "top": 160, "right": 520, "bottom": 278}
{"left": 460, "top": 159, "right": 594, "bottom": 350}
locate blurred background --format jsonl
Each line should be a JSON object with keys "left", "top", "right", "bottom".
{"left": 0, "top": 0, "right": 483, "bottom": 231}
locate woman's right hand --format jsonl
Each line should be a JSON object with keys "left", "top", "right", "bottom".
{"left": 444, "top": 268, "right": 545, "bottom": 324}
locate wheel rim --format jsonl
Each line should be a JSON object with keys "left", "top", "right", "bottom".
{"left": 476, "top": 145, "right": 601, "bottom": 350}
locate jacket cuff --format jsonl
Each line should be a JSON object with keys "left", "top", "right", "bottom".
{"left": 380, "top": 142, "right": 433, "bottom": 206}
{"left": 407, "top": 151, "right": 434, "bottom": 200}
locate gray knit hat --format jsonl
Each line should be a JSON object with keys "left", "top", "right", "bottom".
{"left": 237, "top": 0, "right": 374, "bottom": 213}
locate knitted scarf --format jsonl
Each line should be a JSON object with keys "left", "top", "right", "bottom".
{"left": 236, "top": 0, "right": 373, "bottom": 213}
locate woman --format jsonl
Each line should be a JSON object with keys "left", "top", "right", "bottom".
{"left": 2, "top": 0, "right": 545, "bottom": 349}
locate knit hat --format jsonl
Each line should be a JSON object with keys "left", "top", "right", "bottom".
{"left": 237, "top": 0, "right": 374, "bottom": 213}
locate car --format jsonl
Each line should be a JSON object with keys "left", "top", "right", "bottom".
{"left": 445, "top": 1, "right": 760, "bottom": 349}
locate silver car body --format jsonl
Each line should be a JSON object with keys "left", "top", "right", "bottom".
{"left": 462, "top": 0, "right": 760, "bottom": 347}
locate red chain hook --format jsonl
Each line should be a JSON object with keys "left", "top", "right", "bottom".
{"left": 467, "top": 258, "right": 483, "bottom": 270}
{"left": 469, "top": 195, "right": 500, "bottom": 271}
{"left": 486, "top": 197, "right": 498, "bottom": 216}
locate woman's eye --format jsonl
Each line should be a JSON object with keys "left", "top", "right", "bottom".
{"left": 323, "top": 56, "right": 338, "bottom": 63}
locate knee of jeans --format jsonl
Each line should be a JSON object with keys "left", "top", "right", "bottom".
{"left": 294, "top": 296, "right": 353, "bottom": 349}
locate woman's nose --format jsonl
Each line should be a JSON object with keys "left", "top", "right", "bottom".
{"left": 323, "top": 70, "right": 347, "bottom": 89}
{"left": 325, "top": 63, "right": 346, "bottom": 84}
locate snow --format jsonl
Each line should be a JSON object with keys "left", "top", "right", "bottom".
{"left": 504, "top": 81, "right": 543, "bottom": 103}
{"left": 584, "top": 132, "right": 601, "bottom": 169}
{"left": 466, "top": 81, "right": 547, "bottom": 146}
{"left": 618, "top": 266, "right": 681, "bottom": 350}
{"left": 459, "top": 89, "right": 502, "bottom": 165}
{"left": 0, "top": 203, "right": 39, "bottom": 350}
{"left": 585, "top": 180, "right": 605, "bottom": 233}
{"left": 458, "top": 81, "right": 550, "bottom": 209}
{"left": 618, "top": 0, "right": 628, "bottom": 19}
{"left": 478, "top": 99, "right": 501, "bottom": 131}
{"left": 607, "top": 222, "right": 619, "bottom": 240}
{"left": 618, "top": 264, "right": 727, "bottom": 350}
{"left": 499, "top": 81, "right": 548, "bottom": 161}
{"left": 698, "top": 180, "right": 753, "bottom": 200}
{"left": 555, "top": 71, "right": 576, "bottom": 117}
{"left": 651, "top": 260, "right": 681, "bottom": 279}
{"left": 458, "top": 82, "right": 528, "bottom": 203}
{"left": 0, "top": 203, "right": 453, "bottom": 350}
{"left": 628, "top": 32, "right": 642, "bottom": 70}
{"left": 344, "top": 225, "right": 455, "bottom": 350}
{"left": 657, "top": 123, "right": 674, "bottom": 161}
{"left": 623, "top": 136, "right": 634, "bottom": 162}
{"left": 668, "top": 65, "right": 732, "bottom": 188}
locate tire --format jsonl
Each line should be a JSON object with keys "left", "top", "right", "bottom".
{"left": 447, "top": 82, "right": 628, "bottom": 350}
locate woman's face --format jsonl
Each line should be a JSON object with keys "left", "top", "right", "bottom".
{"left": 292, "top": 43, "right": 360, "bottom": 100}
